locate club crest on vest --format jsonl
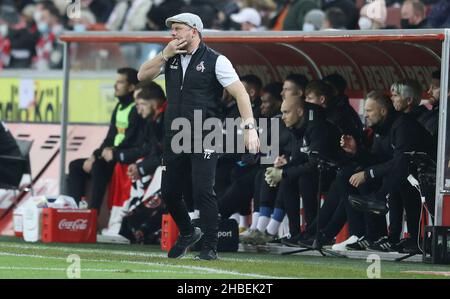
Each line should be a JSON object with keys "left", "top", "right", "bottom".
{"left": 196, "top": 61, "right": 205, "bottom": 72}
{"left": 170, "top": 59, "right": 179, "bottom": 69}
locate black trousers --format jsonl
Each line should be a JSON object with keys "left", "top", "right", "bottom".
{"left": 67, "top": 158, "right": 115, "bottom": 213}
{"left": 375, "top": 154, "right": 422, "bottom": 242}
{"left": 308, "top": 164, "right": 387, "bottom": 242}
{"left": 161, "top": 152, "right": 219, "bottom": 249}
{"left": 217, "top": 164, "right": 259, "bottom": 219}
{"left": 270, "top": 173, "right": 319, "bottom": 238}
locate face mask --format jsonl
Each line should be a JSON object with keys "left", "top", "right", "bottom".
{"left": 401, "top": 18, "right": 416, "bottom": 29}
{"left": 302, "top": 22, "right": 315, "bottom": 32}
{"left": 33, "top": 10, "right": 42, "bottom": 23}
{"left": 37, "top": 22, "right": 49, "bottom": 34}
{"left": 358, "top": 17, "right": 373, "bottom": 30}
{"left": 0, "top": 24, "right": 8, "bottom": 38}
{"left": 73, "top": 24, "right": 86, "bottom": 33}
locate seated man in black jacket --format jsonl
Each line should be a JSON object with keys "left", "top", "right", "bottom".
{"left": 348, "top": 81, "right": 434, "bottom": 252}
{"left": 67, "top": 68, "right": 141, "bottom": 214}
{"left": 245, "top": 95, "right": 343, "bottom": 244}
{"left": 124, "top": 86, "right": 165, "bottom": 181}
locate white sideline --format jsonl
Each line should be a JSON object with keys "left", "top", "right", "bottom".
{"left": 0, "top": 251, "right": 297, "bottom": 279}
{"left": 0, "top": 266, "right": 201, "bottom": 275}
{"left": 0, "top": 242, "right": 292, "bottom": 264}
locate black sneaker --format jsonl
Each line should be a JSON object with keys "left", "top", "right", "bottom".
{"left": 195, "top": 247, "right": 218, "bottom": 261}
{"left": 298, "top": 231, "right": 332, "bottom": 249}
{"left": 348, "top": 194, "right": 388, "bottom": 215}
{"left": 267, "top": 236, "right": 287, "bottom": 244}
{"left": 368, "top": 236, "right": 397, "bottom": 252}
{"left": 280, "top": 235, "right": 303, "bottom": 247}
{"left": 397, "top": 238, "right": 421, "bottom": 254}
{"left": 168, "top": 227, "right": 203, "bottom": 259}
{"left": 345, "top": 236, "right": 372, "bottom": 250}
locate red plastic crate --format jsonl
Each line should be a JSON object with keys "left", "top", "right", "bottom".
{"left": 161, "top": 214, "right": 179, "bottom": 252}
{"left": 42, "top": 208, "right": 97, "bottom": 243}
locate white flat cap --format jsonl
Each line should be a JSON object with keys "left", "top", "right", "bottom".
{"left": 165, "top": 13, "right": 204, "bottom": 32}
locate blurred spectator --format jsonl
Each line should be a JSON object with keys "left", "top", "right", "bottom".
{"left": 237, "top": 0, "right": 277, "bottom": 29}
{"left": 283, "top": 0, "right": 319, "bottom": 30}
{"left": 33, "top": 3, "right": 64, "bottom": 70}
{"left": 270, "top": 0, "right": 291, "bottom": 30}
{"left": 181, "top": 1, "right": 217, "bottom": 30}
{"left": 82, "top": 0, "right": 116, "bottom": 24}
{"left": 322, "top": 7, "right": 347, "bottom": 30}
{"left": 69, "top": 9, "right": 96, "bottom": 32}
{"left": 146, "top": 0, "right": 185, "bottom": 30}
{"left": 214, "top": 0, "right": 240, "bottom": 30}
{"left": 106, "top": 0, "right": 152, "bottom": 31}
{"left": 400, "top": 0, "right": 428, "bottom": 29}
{"left": 303, "top": 9, "right": 325, "bottom": 31}
{"left": 321, "top": 0, "right": 359, "bottom": 29}
{"left": 0, "top": 3, "right": 38, "bottom": 68}
{"left": 358, "top": 0, "right": 387, "bottom": 30}
{"left": 426, "top": 0, "right": 450, "bottom": 29}
{"left": 230, "top": 7, "right": 264, "bottom": 30}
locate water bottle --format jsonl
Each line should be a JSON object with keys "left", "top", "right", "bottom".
{"left": 79, "top": 197, "right": 88, "bottom": 209}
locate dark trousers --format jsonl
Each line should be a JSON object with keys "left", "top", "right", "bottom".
{"left": 218, "top": 165, "right": 259, "bottom": 219}
{"left": 307, "top": 164, "right": 387, "bottom": 242}
{"left": 67, "top": 158, "right": 115, "bottom": 213}
{"left": 161, "top": 152, "right": 219, "bottom": 249}
{"left": 376, "top": 154, "right": 422, "bottom": 242}
{"left": 272, "top": 173, "right": 319, "bottom": 238}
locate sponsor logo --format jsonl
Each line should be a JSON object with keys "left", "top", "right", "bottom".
{"left": 217, "top": 231, "right": 233, "bottom": 238}
{"left": 58, "top": 219, "right": 88, "bottom": 231}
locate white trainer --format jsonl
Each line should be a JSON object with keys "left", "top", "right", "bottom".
{"left": 331, "top": 235, "right": 359, "bottom": 251}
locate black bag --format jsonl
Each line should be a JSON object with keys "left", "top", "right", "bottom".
{"left": 193, "top": 218, "right": 239, "bottom": 252}
{"left": 119, "top": 191, "right": 165, "bottom": 244}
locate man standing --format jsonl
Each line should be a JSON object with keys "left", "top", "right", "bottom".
{"left": 138, "top": 13, "right": 259, "bottom": 260}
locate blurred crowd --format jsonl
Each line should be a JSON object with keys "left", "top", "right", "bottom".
{"left": 1, "top": 0, "right": 449, "bottom": 70}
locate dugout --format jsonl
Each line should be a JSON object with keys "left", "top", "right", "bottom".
{"left": 59, "top": 29, "right": 450, "bottom": 226}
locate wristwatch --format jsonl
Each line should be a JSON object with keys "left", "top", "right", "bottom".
{"left": 244, "top": 123, "right": 255, "bottom": 130}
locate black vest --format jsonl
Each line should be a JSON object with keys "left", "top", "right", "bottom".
{"left": 164, "top": 42, "right": 224, "bottom": 144}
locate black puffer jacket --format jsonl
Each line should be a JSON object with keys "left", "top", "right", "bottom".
{"left": 282, "top": 103, "right": 343, "bottom": 182}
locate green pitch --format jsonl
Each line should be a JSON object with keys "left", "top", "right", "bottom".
{"left": 0, "top": 236, "right": 449, "bottom": 279}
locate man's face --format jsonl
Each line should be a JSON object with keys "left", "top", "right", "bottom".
{"left": 133, "top": 88, "right": 142, "bottom": 104}
{"left": 281, "top": 80, "right": 301, "bottom": 100}
{"left": 243, "top": 81, "right": 257, "bottom": 102}
{"left": 364, "top": 98, "right": 385, "bottom": 127}
{"left": 427, "top": 78, "right": 440, "bottom": 106}
{"left": 114, "top": 74, "right": 133, "bottom": 97}
{"left": 170, "top": 23, "right": 195, "bottom": 49}
{"left": 137, "top": 99, "right": 153, "bottom": 118}
{"left": 281, "top": 98, "right": 303, "bottom": 128}
{"left": 305, "top": 91, "right": 325, "bottom": 107}
{"left": 390, "top": 89, "right": 409, "bottom": 112}
{"left": 41, "top": 9, "right": 57, "bottom": 28}
{"left": 260, "top": 93, "right": 280, "bottom": 117}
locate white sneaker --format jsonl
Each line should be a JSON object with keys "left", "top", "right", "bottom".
{"left": 332, "top": 235, "right": 359, "bottom": 251}
{"left": 239, "top": 229, "right": 258, "bottom": 244}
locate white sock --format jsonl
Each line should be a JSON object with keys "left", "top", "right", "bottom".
{"left": 239, "top": 215, "right": 249, "bottom": 228}
{"left": 266, "top": 219, "right": 281, "bottom": 236}
{"left": 250, "top": 212, "right": 260, "bottom": 230}
{"left": 189, "top": 209, "right": 200, "bottom": 220}
{"left": 229, "top": 213, "right": 239, "bottom": 224}
{"left": 256, "top": 216, "right": 270, "bottom": 233}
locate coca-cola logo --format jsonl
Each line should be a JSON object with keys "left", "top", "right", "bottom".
{"left": 58, "top": 219, "right": 88, "bottom": 231}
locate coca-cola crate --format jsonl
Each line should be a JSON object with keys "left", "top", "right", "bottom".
{"left": 42, "top": 208, "right": 97, "bottom": 243}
